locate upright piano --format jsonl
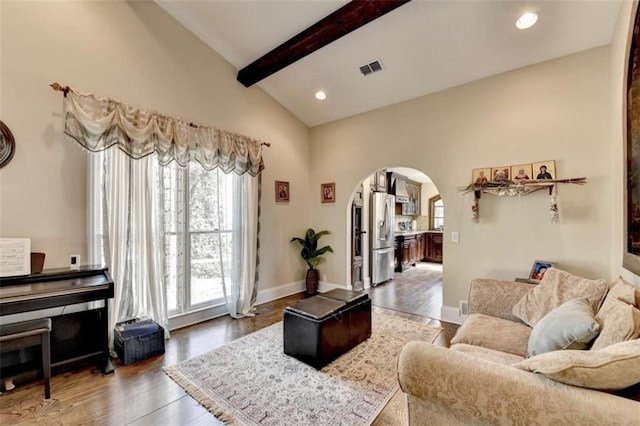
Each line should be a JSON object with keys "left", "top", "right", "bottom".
{"left": 0, "top": 266, "right": 115, "bottom": 375}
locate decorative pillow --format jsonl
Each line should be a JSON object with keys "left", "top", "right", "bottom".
{"left": 527, "top": 298, "right": 600, "bottom": 357}
{"left": 607, "top": 276, "right": 640, "bottom": 309}
{"left": 512, "top": 268, "right": 608, "bottom": 327}
{"left": 606, "top": 276, "right": 638, "bottom": 307}
{"left": 590, "top": 297, "right": 640, "bottom": 351}
{"left": 514, "top": 338, "right": 640, "bottom": 390}
{"left": 450, "top": 313, "right": 531, "bottom": 357}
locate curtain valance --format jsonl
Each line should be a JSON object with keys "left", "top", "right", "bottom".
{"left": 61, "top": 88, "right": 265, "bottom": 176}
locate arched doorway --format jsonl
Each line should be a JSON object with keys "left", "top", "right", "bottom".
{"left": 347, "top": 167, "right": 444, "bottom": 319}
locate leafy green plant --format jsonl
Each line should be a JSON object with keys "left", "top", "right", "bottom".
{"left": 290, "top": 228, "right": 334, "bottom": 270}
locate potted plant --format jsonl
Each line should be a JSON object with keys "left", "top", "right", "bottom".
{"left": 291, "top": 228, "right": 333, "bottom": 295}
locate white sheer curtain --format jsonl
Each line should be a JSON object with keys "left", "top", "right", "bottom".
{"left": 220, "top": 173, "right": 259, "bottom": 318}
{"left": 89, "top": 149, "right": 169, "bottom": 346}
{"left": 64, "top": 86, "right": 264, "bottom": 340}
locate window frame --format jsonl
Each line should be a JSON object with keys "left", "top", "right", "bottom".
{"left": 163, "top": 163, "right": 229, "bottom": 318}
{"left": 429, "top": 195, "right": 444, "bottom": 230}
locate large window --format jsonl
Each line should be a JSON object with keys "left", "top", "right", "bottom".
{"left": 429, "top": 195, "right": 444, "bottom": 230}
{"left": 162, "top": 162, "right": 235, "bottom": 316}
{"left": 89, "top": 151, "right": 253, "bottom": 325}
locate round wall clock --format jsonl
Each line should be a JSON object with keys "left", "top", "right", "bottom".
{"left": 0, "top": 120, "right": 16, "bottom": 168}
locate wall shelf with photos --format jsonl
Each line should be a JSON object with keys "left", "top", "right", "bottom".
{"left": 459, "top": 160, "right": 587, "bottom": 222}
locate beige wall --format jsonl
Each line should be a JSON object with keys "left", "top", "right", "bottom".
{"left": 2, "top": 1, "right": 637, "bottom": 312}
{"left": 310, "top": 46, "right": 615, "bottom": 310}
{"left": 0, "top": 1, "right": 310, "bottom": 292}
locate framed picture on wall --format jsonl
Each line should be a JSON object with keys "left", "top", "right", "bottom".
{"left": 275, "top": 181, "right": 289, "bottom": 202}
{"left": 511, "top": 164, "right": 533, "bottom": 182}
{"left": 532, "top": 160, "right": 556, "bottom": 180}
{"left": 490, "top": 166, "right": 510, "bottom": 182}
{"left": 471, "top": 168, "right": 491, "bottom": 187}
{"left": 0, "top": 121, "right": 16, "bottom": 169}
{"left": 321, "top": 183, "right": 335, "bottom": 203}
{"left": 624, "top": 5, "right": 640, "bottom": 275}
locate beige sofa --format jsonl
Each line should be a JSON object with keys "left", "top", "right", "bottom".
{"left": 397, "top": 277, "right": 640, "bottom": 425}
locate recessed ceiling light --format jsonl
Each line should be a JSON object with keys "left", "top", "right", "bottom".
{"left": 315, "top": 91, "right": 327, "bottom": 100}
{"left": 516, "top": 12, "right": 538, "bottom": 30}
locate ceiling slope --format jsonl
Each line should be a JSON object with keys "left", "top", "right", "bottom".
{"left": 156, "top": 0, "right": 622, "bottom": 127}
{"left": 237, "top": 0, "right": 411, "bottom": 87}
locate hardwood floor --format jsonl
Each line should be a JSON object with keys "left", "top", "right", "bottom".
{"left": 367, "top": 262, "right": 443, "bottom": 319}
{"left": 0, "top": 266, "right": 454, "bottom": 425}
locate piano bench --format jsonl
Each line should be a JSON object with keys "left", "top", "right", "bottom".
{"left": 0, "top": 318, "right": 51, "bottom": 399}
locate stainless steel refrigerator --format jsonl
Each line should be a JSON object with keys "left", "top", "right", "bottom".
{"left": 370, "top": 192, "right": 395, "bottom": 286}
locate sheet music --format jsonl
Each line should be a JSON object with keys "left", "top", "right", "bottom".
{"left": 0, "top": 238, "right": 31, "bottom": 277}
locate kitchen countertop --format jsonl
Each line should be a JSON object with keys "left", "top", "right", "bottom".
{"left": 395, "top": 230, "right": 443, "bottom": 236}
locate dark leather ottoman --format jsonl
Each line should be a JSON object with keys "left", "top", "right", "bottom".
{"left": 283, "top": 289, "right": 371, "bottom": 368}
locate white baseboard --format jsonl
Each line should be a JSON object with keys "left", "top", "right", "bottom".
{"left": 169, "top": 280, "right": 354, "bottom": 331}
{"left": 170, "top": 281, "right": 305, "bottom": 331}
{"left": 256, "top": 280, "right": 351, "bottom": 303}
{"left": 255, "top": 281, "right": 305, "bottom": 305}
{"left": 440, "top": 305, "right": 467, "bottom": 325}
{"left": 169, "top": 304, "right": 228, "bottom": 330}
{"left": 318, "top": 281, "right": 347, "bottom": 292}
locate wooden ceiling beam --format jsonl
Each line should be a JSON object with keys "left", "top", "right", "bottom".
{"left": 237, "top": 0, "right": 411, "bottom": 87}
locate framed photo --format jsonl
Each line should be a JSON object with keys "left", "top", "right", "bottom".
{"left": 511, "top": 164, "right": 533, "bottom": 182}
{"left": 490, "top": 166, "right": 510, "bottom": 182}
{"left": 471, "top": 168, "right": 491, "bottom": 186}
{"left": 532, "top": 160, "right": 556, "bottom": 180}
{"left": 321, "top": 182, "right": 335, "bottom": 203}
{"left": 624, "top": 9, "right": 640, "bottom": 274}
{"left": 275, "top": 180, "right": 289, "bottom": 202}
{"left": 528, "top": 260, "right": 555, "bottom": 283}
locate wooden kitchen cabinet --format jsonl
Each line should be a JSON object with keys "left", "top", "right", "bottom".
{"left": 389, "top": 173, "right": 421, "bottom": 216}
{"left": 402, "top": 181, "right": 421, "bottom": 216}
{"left": 396, "top": 234, "right": 417, "bottom": 271}
{"left": 425, "top": 232, "right": 443, "bottom": 263}
{"left": 416, "top": 233, "right": 425, "bottom": 262}
{"left": 371, "top": 169, "right": 387, "bottom": 192}
{"left": 408, "top": 237, "right": 418, "bottom": 265}
{"left": 402, "top": 236, "right": 413, "bottom": 270}
{"left": 406, "top": 182, "right": 421, "bottom": 216}
{"left": 396, "top": 232, "right": 430, "bottom": 271}
{"left": 394, "top": 239, "right": 400, "bottom": 272}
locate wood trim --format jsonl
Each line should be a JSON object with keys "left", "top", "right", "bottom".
{"left": 237, "top": 0, "right": 412, "bottom": 87}
{"left": 428, "top": 194, "right": 442, "bottom": 230}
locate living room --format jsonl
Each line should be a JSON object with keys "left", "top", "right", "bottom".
{"left": 1, "top": 0, "right": 639, "bottom": 424}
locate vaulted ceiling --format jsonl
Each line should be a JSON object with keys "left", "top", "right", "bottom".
{"left": 156, "top": 0, "right": 622, "bottom": 127}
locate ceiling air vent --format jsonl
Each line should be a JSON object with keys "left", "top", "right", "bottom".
{"left": 359, "top": 60, "right": 384, "bottom": 76}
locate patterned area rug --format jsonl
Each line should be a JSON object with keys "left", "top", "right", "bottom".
{"left": 164, "top": 313, "right": 441, "bottom": 425}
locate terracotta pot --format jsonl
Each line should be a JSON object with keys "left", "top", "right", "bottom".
{"left": 305, "top": 269, "right": 319, "bottom": 295}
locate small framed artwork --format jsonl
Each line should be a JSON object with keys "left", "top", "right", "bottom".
{"left": 511, "top": 164, "right": 533, "bottom": 182}
{"left": 532, "top": 160, "right": 556, "bottom": 180}
{"left": 471, "top": 168, "right": 491, "bottom": 186}
{"left": 321, "top": 182, "right": 335, "bottom": 203}
{"left": 529, "top": 260, "right": 555, "bottom": 283}
{"left": 275, "top": 180, "right": 289, "bottom": 202}
{"left": 490, "top": 166, "right": 510, "bottom": 182}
